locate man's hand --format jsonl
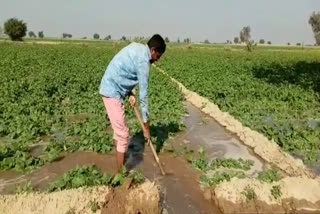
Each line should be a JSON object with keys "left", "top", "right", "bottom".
{"left": 129, "top": 94, "right": 136, "bottom": 108}
{"left": 143, "top": 122, "right": 151, "bottom": 142}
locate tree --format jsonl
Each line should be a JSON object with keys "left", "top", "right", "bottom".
{"left": 287, "top": 42, "right": 290, "bottom": 46}
{"left": 0, "top": 26, "right": 3, "bottom": 37}
{"left": 234, "top": 37, "right": 239, "bottom": 44}
{"left": 28, "top": 31, "right": 36, "bottom": 38}
{"left": 120, "top": 36, "right": 126, "bottom": 41}
{"left": 177, "top": 37, "right": 180, "bottom": 43}
{"left": 104, "top": 35, "right": 111, "bottom": 40}
{"left": 240, "top": 26, "right": 252, "bottom": 51}
{"left": 165, "top": 37, "right": 170, "bottom": 43}
{"left": 93, "top": 33, "right": 100, "bottom": 39}
{"left": 38, "top": 31, "right": 44, "bottom": 38}
{"left": 184, "top": 38, "right": 191, "bottom": 43}
{"left": 204, "top": 39, "right": 210, "bottom": 44}
{"left": 259, "top": 39, "right": 265, "bottom": 44}
{"left": 4, "top": 18, "right": 27, "bottom": 41}
{"left": 267, "top": 41, "right": 271, "bottom": 45}
{"left": 62, "top": 33, "right": 72, "bottom": 38}
{"left": 309, "top": 11, "right": 320, "bottom": 45}
{"left": 296, "top": 42, "right": 301, "bottom": 46}
{"left": 240, "top": 26, "right": 251, "bottom": 43}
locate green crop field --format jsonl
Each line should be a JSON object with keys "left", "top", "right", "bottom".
{"left": 0, "top": 43, "right": 185, "bottom": 171}
{"left": 159, "top": 47, "right": 320, "bottom": 163}
{"left": 0, "top": 42, "right": 319, "bottom": 174}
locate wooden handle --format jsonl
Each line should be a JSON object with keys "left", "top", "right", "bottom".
{"left": 133, "top": 106, "right": 166, "bottom": 175}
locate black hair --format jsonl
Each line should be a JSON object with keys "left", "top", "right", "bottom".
{"left": 147, "top": 34, "right": 166, "bottom": 53}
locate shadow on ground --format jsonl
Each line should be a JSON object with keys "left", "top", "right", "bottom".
{"left": 125, "top": 122, "right": 180, "bottom": 171}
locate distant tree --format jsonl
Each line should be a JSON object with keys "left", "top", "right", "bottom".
{"left": 267, "top": 41, "right": 271, "bottom": 45}
{"left": 296, "top": 42, "right": 301, "bottom": 46}
{"left": 120, "top": 36, "right": 126, "bottom": 41}
{"left": 259, "top": 39, "right": 265, "bottom": 44}
{"left": 287, "top": 42, "right": 290, "bottom": 46}
{"left": 81, "top": 36, "right": 87, "bottom": 39}
{"left": 204, "top": 39, "right": 210, "bottom": 44}
{"left": 0, "top": 26, "right": 3, "bottom": 37}
{"left": 38, "top": 31, "right": 44, "bottom": 38}
{"left": 309, "top": 11, "right": 320, "bottom": 45}
{"left": 177, "top": 37, "right": 180, "bottom": 43}
{"left": 234, "top": 37, "right": 239, "bottom": 44}
{"left": 4, "top": 18, "right": 27, "bottom": 41}
{"left": 240, "top": 26, "right": 251, "bottom": 43}
{"left": 28, "top": 31, "right": 36, "bottom": 38}
{"left": 239, "top": 26, "right": 252, "bottom": 51}
{"left": 93, "top": 33, "right": 100, "bottom": 39}
{"left": 165, "top": 37, "right": 170, "bottom": 43}
{"left": 104, "top": 35, "right": 111, "bottom": 40}
{"left": 184, "top": 38, "right": 191, "bottom": 43}
{"left": 62, "top": 33, "right": 72, "bottom": 38}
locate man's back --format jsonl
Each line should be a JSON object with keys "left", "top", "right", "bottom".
{"left": 99, "top": 42, "right": 151, "bottom": 101}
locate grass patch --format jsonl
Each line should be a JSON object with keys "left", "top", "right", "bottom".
{"left": 258, "top": 169, "right": 282, "bottom": 183}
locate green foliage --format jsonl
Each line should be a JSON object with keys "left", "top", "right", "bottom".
{"left": 159, "top": 47, "right": 320, "bottom": 163}
{"left": 242, "top": 186, "right": 257, "bottom": 201}
{"left": 129, "top": 169, "right": 145, "bottom": 184}
{"left": 210, "top": 158, "right": 254, "bottom": 171}
{"left": 192, "top": 148, "right": 252, "bottom": 187}
{"left": 4, "top": 18, "right": 27, "bottom": 41}
{"left": 89, "top": 199, "right": 100, "bottom": 213}
{"left": 14, "top": 182, "right": 34, "bottom": 194}
{"left": 47, "top": 165, "right": 142, "bottom": 192}
{"left": 65, "top": 208, "right": 76, "bottom": 214}
{"left": 93, "top": 33, "right": 99, "bottom": 40}
{"left": 271, "top": 185, "right": 282, "bottom": 200}
{"left": 0, "top": 143, "right": 44, "bottom": 171}
{"left": 38, "top": 31, "right": 44, "bottom": 39}
{"left": 48, "top": 166, "right": 113, "bottom": 192}
{"left": 201, "top": 170, "right": 245, "bottom": 187}
{"left": 0, "top": 43, "right": 184, "bottom": 171}
{"left": 192, "top": 147, "right": 209, "bottom": 171}
{"left": 258, "top": 169, "right": 283, "bottom": 183}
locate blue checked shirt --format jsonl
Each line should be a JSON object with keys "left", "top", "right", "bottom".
{"left": 100, "top": 42, "right": 151, "bottom": 122}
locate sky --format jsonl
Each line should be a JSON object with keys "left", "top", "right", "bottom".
{"left": 0, "top": 0, "right": 319, "bottom": 44}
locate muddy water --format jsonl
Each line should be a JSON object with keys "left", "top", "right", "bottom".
{"left": 0, "top": 101, "right": 267, "bottom": 213}
{"left": 0, "top": 152, "right": 117, "bottom": 194}
{"left": 174, "top": 102, "right": 265, "bottom": 176}
{"left": 0, "top": 149, "right": 221, "bottom": 214}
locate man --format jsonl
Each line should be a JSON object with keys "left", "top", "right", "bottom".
{"left": 100, "top": 34, "right": 166, "bottom": 172}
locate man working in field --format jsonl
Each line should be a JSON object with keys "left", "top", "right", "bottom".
{"left": 100, "top": 34, "right": 166, "bottom": 172}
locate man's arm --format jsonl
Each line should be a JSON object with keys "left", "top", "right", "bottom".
{"left": 137, "top": 61, "right": 150, "bottom": 140}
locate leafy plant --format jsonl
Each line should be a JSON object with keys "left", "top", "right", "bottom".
{"left": 242, "top": 186, "right": 257, "bottom": 201}
{"left": 258, "top": 169, "right": 282, "bottom": 183}
{"left": 48, "top": 166, "right": 113, "bottom": 192}
{"left": 201, "top": 170, "right": 245, "bottom": 187}
{"left": 89, "top": 199, "right": 100, "bottom": 213}
{"left": 129, "top": 169, "right": 145, "bottom": 184}
{"left": 271, "top": 185, "right": 282, "bottom": 200}
{"left": 14, "top": 182, "right": 34, "bottom": 194}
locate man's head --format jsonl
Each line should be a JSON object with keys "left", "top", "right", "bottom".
{"left": 147, "top": 34, "right": 166, "bottom": 63}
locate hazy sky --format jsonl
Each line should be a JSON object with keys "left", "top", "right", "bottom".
{"left": 0, "top": 0, "right": 319, "bottom": 44}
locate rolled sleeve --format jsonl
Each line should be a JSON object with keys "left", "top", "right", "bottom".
{"left": 137, "top": 61, "right": 150, "bottom": 123}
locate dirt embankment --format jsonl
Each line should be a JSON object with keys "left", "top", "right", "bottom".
{"left": 0, "top": 180, "right": 160, "bottom": 214}
{"left": 213, "top": 177, "right": 320, "bottom": 214}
